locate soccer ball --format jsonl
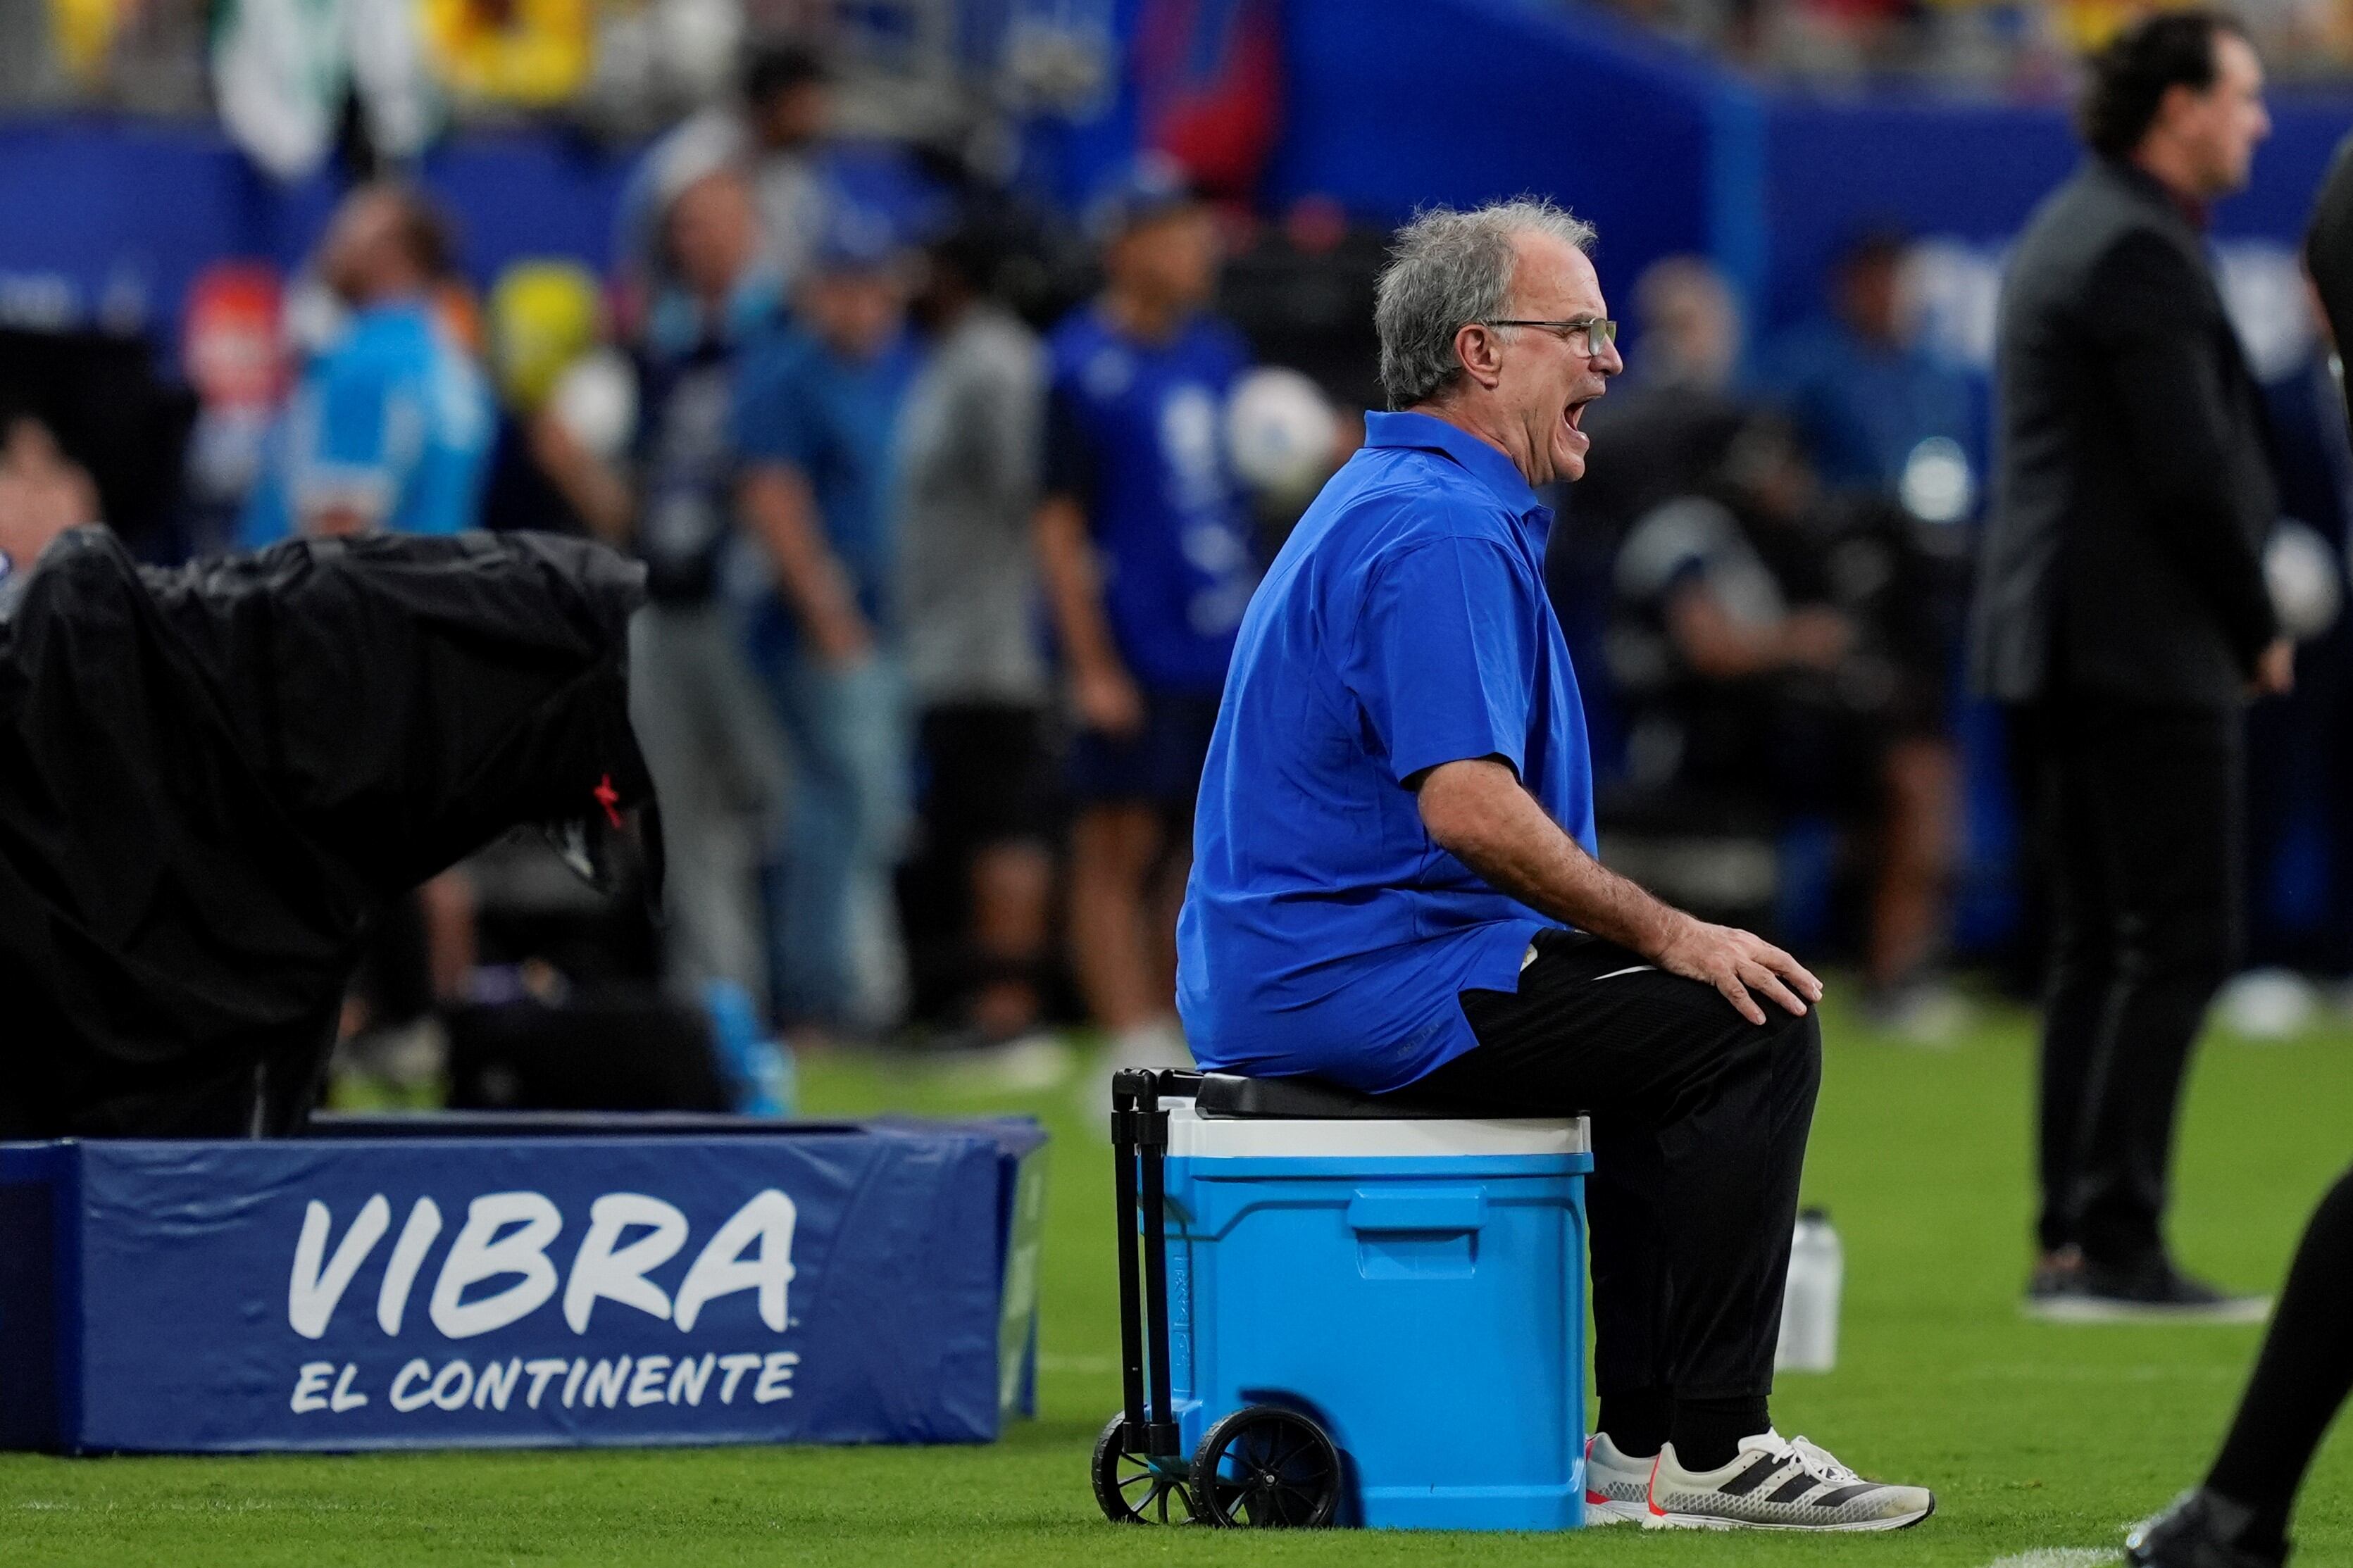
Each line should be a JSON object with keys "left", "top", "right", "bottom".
{"left": 1225, "top": 367, "right": 1338, "bottom": 503}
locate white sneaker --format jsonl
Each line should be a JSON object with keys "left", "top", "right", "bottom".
{"left": 1645, "top": 1430, "right": 1935, "bottom": 1532}
{"left": 1582, "top": 1433, "right": 1656, "bottom": 1525}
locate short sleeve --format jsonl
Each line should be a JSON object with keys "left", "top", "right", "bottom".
{"left": 1352, "top": 534, "right": 1543, "bottom": 786}
{"left": 1040, "top": 380, "right": 1096, "bottom": 510}
{"left": 731, "top": 344, "right": 820, "bottom": 471}
{"left": 953, "top": 337, "right": 1044, "bottom": 510}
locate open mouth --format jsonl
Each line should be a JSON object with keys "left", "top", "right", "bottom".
{"left": 1563, "top": 396, "right": 1595, "bottom": 439}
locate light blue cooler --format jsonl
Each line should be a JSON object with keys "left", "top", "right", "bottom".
{"left": 1092, "top": 1069, "right": 1591, "bottom": 1532}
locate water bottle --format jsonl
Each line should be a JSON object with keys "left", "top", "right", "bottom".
{"left": 1775, "top": 1207, "right": 1842, "bottom": 1373}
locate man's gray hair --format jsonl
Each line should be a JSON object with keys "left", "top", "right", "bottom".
{"left": 1375, "top": 199, "right": 1597, "bottom": 410}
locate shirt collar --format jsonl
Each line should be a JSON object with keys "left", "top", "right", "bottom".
{"left": 2103, "top": 155, "right": 2211, "bottom": 233}
{"left": 1363, "top": 410, "right": 1545, "bottom": 517}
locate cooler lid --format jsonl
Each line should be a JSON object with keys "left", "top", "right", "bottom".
{"left": 1164, "top": 1103, "right": 1589, "bottom": 1159}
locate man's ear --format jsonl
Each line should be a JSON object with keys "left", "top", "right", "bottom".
{"left": 2154, "top": 79, "right": 2204, "bottom": 139}
{"left": 1452, "top": 322, "right": 1506, "bottom": 392}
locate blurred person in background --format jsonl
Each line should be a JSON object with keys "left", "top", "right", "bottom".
{"left": 898, "top": 222, "right": 1056, "bottom": 1052}
{"left": 234, "top": 181, "right": 497, "bottom": 1072}
{"left": 735, "top": 213, "right": 920, "bottom": 1041}
{"left": 1552, "top": 255, "right": 1754, "bottom": 767}
{"left": 180, "top": 263, "right": 291, "bottom": 558}
{"left": 1574, "top": 255, "right": 1750, "bottom": 534}
{"left": 535, "top": 163, "right": 790, "bottom": 1012}
{"left": 1611, "top": 415, "right": 1960, "bottom": 1028}
{"left": 478, "top": 260, "right": 609, "bottom": 540}
{"left": 1037, "top": 161, "right": 1260, "bottom": 1072}
{"left": 617, "top": 42, "right": 832, "bottom": 318}
{"left": 1976, "top": 9, "right": 2285, "bottom": 1320}
{"left": 0, "top": 415, "right": 99, "bottom": 571}
{"left": 1756, "top": 229, "right": 1978, "bottom": 506}
{"left": 239, "top": 182, "right": 493, "bottom": 547}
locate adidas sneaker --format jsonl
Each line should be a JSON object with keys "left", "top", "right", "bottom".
{"left": 1582, "top": 1433, "right": 1655, "bottom": 1525}
{"left": 1645, "top": 1430, "right": 1935, "bottom": 1532}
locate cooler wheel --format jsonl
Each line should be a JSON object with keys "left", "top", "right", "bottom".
{"left": 1091, "top": 1411, "right": 1198, "bottom": 1524}
{"left": 1189, "top": 1404, "right": 1341, "bottom": 1527}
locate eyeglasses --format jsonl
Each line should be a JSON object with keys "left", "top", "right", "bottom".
{"left": 1485, "top": 317, "right": 1619, "bottom": 362}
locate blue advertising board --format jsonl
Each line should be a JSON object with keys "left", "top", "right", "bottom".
{"left": 0, "top": 1118, "right": 1047, "bottom": 1454}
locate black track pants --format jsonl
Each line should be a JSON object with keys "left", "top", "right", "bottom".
{"left": 2204, "top": 1163, "right": 2353, "bottom": 1550}
{"left": 1406, "top": 929, "right": 1822, "bottom": 1401}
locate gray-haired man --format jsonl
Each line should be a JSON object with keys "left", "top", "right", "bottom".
{"left": 1178, "top": 200, "right": 1934, "bottom": 1531}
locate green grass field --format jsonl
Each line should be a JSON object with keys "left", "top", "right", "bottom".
{"left": 6, "top": 992, "right": 2352, "bottom": 1566}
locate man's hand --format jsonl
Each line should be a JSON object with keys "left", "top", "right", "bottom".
{"left": 1781, "top": 607, "right": 1854, "bottom": 672}
{"left": 1650, "top": 913, "right": 1823, "bottom": 1027}
{"left": 2252, "top": 637, "right": 2295, "bottom": 698}
{"left": 810, "top": 607, "right": 875, "bottom": 665}
{"left": 1416, "top": 756, "right": 1823, "bottom": 1027}
{"left": 1073, "top": 660, "right": 1146, "bottom": 737}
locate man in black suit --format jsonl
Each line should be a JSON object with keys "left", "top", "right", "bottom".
{"left": 1975, "top": 8, "right": 2290, "bottom": 1319}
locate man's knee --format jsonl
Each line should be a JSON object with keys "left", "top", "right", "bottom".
{"left": 2122, "top": 902, "right": 2239, "bottom": 992}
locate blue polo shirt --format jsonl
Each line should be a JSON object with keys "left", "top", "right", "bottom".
{"left": 1175, "top": 410, "right": 1597, "bottom": 1092}
{"left": 732, "top": 324, "right": 920, "bottom": 636}
{"left": 240, "top": 301, "right": 492, "bottom": 547}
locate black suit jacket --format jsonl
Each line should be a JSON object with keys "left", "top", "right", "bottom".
{"left": 1972, "top": 158, "right": 2278, "bottom": 708}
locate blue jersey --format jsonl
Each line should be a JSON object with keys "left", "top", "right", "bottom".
{"left": 1754, "top": 319, "right": 1978, "bottom": 494}
{"left": 1043, "top": 306, "right": 1258, "bottom": 694}
{"left": 732, "top": 325, "right": 920, "bottom": 635}
{"left": 1177, "top": 412, "right": 1597, "bottom": 1093}
{"left": 240, "top": 301, "right": 492, "bottom": 547}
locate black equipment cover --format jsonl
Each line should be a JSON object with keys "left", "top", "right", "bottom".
{"left": 0, "top": 528, "right": 656, "bottom": 1138}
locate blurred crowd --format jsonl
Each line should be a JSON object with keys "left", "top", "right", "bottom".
{"left": 25, "top": 0, "right": 2353, "bottom": 126}
{"left": 1563, "top": 225, "right": 2353, "bottom": 1040}
{"left": 0, "top": 39, "right": 1375, "bottom": 1101}
{"left": 1548, "top": 0, "right": 2353, "bottom": 85}
{"left": 6, "top": 17, "right": 2353, "bottom": 1100}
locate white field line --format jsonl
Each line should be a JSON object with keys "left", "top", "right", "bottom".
{"left": 1983, "top": 1550, "right": 2118, "bottom": 1568}
{"left": 1964, "top": 1363, "right": 2240, "bottom": 1382}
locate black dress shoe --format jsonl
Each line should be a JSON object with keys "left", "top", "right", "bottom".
{"left": 2127, "top": 1490, "right": 2288, "bottom": 1567}
{"left": 2028, "top": 1254, "right": 2270, "bottom": 1323}
{"left": 2023, "top": 1246, "right": 2084, "bottom": 1313}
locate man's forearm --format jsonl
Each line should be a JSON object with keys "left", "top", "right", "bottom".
{"left": 739, "top": 465, "right": 863, "bottom": 642}
{"left": 1417, "top": 758, "right": 1678, "bottom": 958}
{"left": 1033, "top": 496, "right": 1124, "bottom": 676}
{"left": 529, "top": 413, "right": 633, "bottom": 547}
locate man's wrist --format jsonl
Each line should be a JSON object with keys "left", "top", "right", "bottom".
{"left": 1623, "top": 893, "right": 1686, "bottom": 963}
{"left": 1074, "top": 650, "right": 1128, "bottom": 685}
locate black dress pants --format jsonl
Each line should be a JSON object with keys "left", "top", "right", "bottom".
{"left": 1407, "top": 929, "right": 1821, "bottom": 1402}
{"left": 2018, "top": 699, "right": 2242, "bottom": 1267}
